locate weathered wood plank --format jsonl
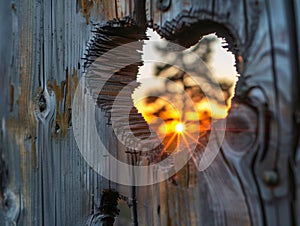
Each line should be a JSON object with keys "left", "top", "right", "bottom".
{"left": 139, "top": 0, "right": 299, "bottom": 226}
{"left": 1, "top": 0, "right": 299, "bottom": 225}
{"left": 0, "top": 0, "right": 136, "bottom": 225}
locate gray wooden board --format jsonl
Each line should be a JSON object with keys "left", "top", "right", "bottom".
{"left": 1, "top": 0, "right": 299, "bottom": 225}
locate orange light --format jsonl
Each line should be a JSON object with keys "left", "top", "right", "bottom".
{"left": 175, "top": 123, "right": 185, "bottom": 133}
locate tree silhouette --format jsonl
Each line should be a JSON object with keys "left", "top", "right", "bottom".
{"left": 136, "top": 35, "right": 235, "bottom": 187}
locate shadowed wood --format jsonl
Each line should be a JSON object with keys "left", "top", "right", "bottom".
{"left": 138, "top": 0, "right": 300, "bottom": 226}
{"left": 0, "top": 0, "right": 299, "bottom": 225}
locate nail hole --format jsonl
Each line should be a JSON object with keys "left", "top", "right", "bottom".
{"left": 38, "top": 94, "right": 47, "bottom": 112}
{"left": 55, "top": 123, "right": 60, "bottom": 133}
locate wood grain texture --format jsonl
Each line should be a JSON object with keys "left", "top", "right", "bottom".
{"left": 0, "top": 0, "right": 134, "bottom": 225}
{"left": 138, "top": 0, "right": 299, "bottom": 225}
{"left": 0, "top": 0, "right": 299, "bottom": 225}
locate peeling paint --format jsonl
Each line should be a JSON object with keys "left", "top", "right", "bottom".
{"left": 6, "top": 115, "right": 35, "bottom": 226}
{"left": 76, "top": 0, "right": 133, "bottom": 24}
{"left": 7, "top": 117, "right": 36, "bottom": 178}
{"left": 77, "top": 0, "right": 94, "bottom": 24}
{"left": 48, "top": 69, "right": 79, "bottom": 137}
{"left": 98, "top": 0, "right": 115, "bottom": 21}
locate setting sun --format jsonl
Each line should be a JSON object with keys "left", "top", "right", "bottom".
{"left": 175, "top": 123, "right": 185, "bottom": 133}
{"left": 132, "top": 31, "right": 237, "bottom": 157}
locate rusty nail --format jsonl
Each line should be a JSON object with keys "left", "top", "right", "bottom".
{"left": 263, "top": 170, "right": 279, "bottom": 186}
{"left": 156, "top": 0, "right": 172, "bottom": 12}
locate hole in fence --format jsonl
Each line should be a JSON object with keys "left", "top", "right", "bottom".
{"left": 133, "top": 28, "right": 239, "bottom": 156}
{"left": 83, "top": 23, "right": 240, "bottom": 185}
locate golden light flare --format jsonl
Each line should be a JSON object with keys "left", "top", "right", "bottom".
{"left": 175, "top": 122, "right": 185, "bottom": 133}
{"left": 128, "top": 31, "right": 240, "bottom": 189}
{"left": 134, "top": 95, "right": 230, "bottom": 157}
{"left": 196, "top": 99, "right": 228, "bottom": 119}
{"left": 133, "top": 83, "right": 232, "bottom": 157}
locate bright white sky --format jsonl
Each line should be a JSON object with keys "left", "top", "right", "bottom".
{"left": 132, "top": 29, "right": 238, "bottom": 103}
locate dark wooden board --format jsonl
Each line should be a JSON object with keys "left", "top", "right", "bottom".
{"left": 0, "top": 0, "right": 299, "bottom": 225}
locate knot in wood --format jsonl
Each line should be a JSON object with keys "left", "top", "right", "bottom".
{"left": 224, "top": 104, "right": 257, "bottom": 153}
{"left": 263, "top": 170, "right": 279, "bottom": 187}
{"left": 38, "top": 93, "right": 47, "bottom": 112}
{"left": 100, "top": 189, "right": 120, "bottom": 217}
{"left": 156, "top": 0, "right": 172, "bottom": 12}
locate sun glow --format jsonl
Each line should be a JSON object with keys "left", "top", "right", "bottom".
{"left": 175, "top": 123, "right": 185, "bottom": 133}
{"left": 133, "top": 30, "right": 238, "bottom": 159}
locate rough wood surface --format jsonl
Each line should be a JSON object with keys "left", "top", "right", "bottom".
{"left": 0, "top": 0, "right": 299, "bottom": 225}
{"left": 0, "top": 0, "right": 135, "bottom": 225}
{"left": 138, "top": 0, "right": 300, "bottom": 225}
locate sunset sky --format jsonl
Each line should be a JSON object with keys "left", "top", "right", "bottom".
{"left": 132, "top": 29, "right": 239, "bottom": 152}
